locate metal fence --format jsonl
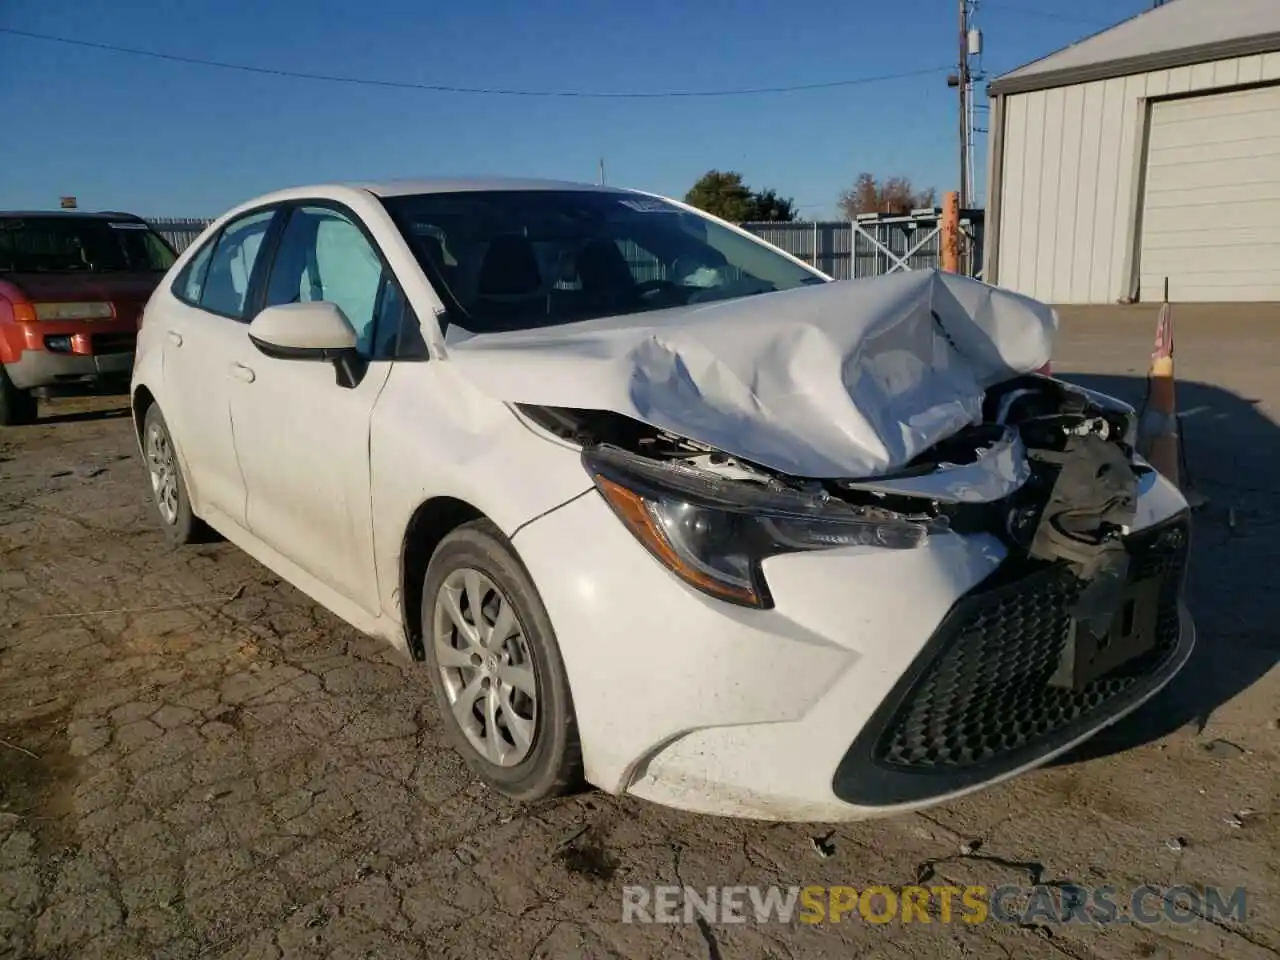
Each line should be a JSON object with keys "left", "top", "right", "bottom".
{"left": 148, "top": 216, "right": 212, "bottom": 253}
{"left": 741, "top": 210, "right": 984, "bottom": 279}
{"left": 147, "top": 210, "right": 985, "bottom": 279}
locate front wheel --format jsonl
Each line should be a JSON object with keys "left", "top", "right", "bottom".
{"left": 0, "top": 365, "right": 38, "bottom": 426}
{"left": 422, "top": 520, "right": 583, "bottom": 802}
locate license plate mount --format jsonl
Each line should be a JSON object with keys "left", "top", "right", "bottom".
{"left": 1050, "top": 575, "right": 1163, "bottom": 691}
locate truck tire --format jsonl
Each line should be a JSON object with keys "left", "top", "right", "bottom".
{"left": 0, "top": 365, "right": 37, "bottom": 426}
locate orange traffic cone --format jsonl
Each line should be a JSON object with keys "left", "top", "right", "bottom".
{"left": 1137, "top": 287, "right": 1180, "bottom": 487}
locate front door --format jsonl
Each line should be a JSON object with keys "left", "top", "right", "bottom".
{"left": 228, "top": 204, "right": 401, "bottom": 615}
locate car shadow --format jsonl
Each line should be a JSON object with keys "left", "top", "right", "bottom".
{"left": 1049, "top": 373, "right": 1279, "bottom": 762}
{"left": 33, "top": 407, "right": 132, "bottom": 425}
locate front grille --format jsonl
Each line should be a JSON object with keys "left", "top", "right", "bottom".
{"left": 873, "top": 517, "right": 1189, "bottom": 771}
{"left": 90, "top": 332, "right": 136, "bottom": 355}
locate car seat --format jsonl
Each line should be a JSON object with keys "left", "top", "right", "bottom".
{"left": 576, "top": 238, "right": 637, "bottom": 300}
{"left": 471, "top": 234, "right": 546, "bottom": 322}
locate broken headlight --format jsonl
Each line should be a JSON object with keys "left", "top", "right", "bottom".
{"left": 583, "top": 444, "right": 943, "bottom": 608}
{"left": 1058, "top": 381, "right": 1140, "bottom": 449}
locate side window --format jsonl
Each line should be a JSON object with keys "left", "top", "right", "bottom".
{"left": 174, "top": 237, "right": 217, "bottom": 304}
{"left": 263, "top": 207, "right": 384, "bottom": 356}
{"left": 200, "top": 209, "right": 275, "bottom": 318}
{"left": 377, "top": 278, "right": 430, "bottom": 360}
{"left": 371, "top": 276, "right": 403, "bottom": 359}
{"left": 398, "top": 302, "right": 429, "bottom": 359}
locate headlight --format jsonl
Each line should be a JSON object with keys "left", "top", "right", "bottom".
{"left": 34, "top": 302, "right": 114, "bottom": 321}
{"left": 584, "top": 445, "right": 943, "bottom": 608}
{"left": 1060, "top": 381, "right": 1138, "bottom": 448}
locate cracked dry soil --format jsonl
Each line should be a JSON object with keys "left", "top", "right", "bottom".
{"left": 1, "top": 309, "right": 1278, "bottom": 960}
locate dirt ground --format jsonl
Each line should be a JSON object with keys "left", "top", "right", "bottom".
{"left": 1, "top": 305, "right": 1277, "bottom": 960}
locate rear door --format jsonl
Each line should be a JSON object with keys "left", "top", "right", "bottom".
{"left": 162, "top": 207, "right": 279, "bottom": 527}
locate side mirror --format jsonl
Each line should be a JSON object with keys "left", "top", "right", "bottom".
{"left": 248, "top": 302, "right": 356, "bottom": 358}
{"left": 248, "top": 302, "right": 366, "bottom": 388}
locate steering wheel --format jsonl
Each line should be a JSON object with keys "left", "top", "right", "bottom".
{"left": 635, "top": 278, "right": 677, "bottom": 298}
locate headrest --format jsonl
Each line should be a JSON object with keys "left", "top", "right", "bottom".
{"left": 576, "top": 238, "right": 634, "bottom": 290}
{"left": 476, "top": 234, "right": 542, "bottom": 298}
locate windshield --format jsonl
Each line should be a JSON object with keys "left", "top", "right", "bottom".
{"left": 381, "top": 190, "right": 825, "bottom": 332}
{"left": 0, "top": 216, "right": 177, "bottom": 274}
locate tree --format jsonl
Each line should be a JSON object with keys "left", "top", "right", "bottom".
{"left": 744, "top": 188, "right": 797, "bottom": 223}
{"left": 684, "top": 171, "right": 797, "bottom": 222}
{"left": 837, "top": 173, "right": 937, "bottom": 218}
{"left": 684, "top": 170, "right": 754, "bottom": 222}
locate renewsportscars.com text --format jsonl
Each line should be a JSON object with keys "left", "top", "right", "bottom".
{"left": 621, "top": 883, "right": 1248, "bottom": 927}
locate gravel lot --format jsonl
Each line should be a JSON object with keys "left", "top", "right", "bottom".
{"left": 1, "top": 305, "right": 1277, "bottom": 960}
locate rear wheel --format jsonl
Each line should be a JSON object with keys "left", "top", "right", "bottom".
{"left": 422, "top": 520, "right": 583, "bottom": 802}
{"left": 0, "top": 366, "right": 38, "bottom": 426}
{"left": 142, "top": 405, "right": 201, "bottom": 546}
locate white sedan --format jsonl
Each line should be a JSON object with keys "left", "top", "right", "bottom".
{"left": 130, "top": 178, "right": 1194, "bottom": 821}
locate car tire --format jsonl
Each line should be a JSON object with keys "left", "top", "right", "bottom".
{"left": 141, "top": 405, "right": 202, "bottom": 546}
{"left": 0, "top": 366, "right": 38, "bottom": 426}
{"left": 422, "top": 519, "right": 583, "bottom": 802}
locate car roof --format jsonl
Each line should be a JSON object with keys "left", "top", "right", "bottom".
{"left": 0, "top": 210, "right": 148, "bottom": 220}
{"left": 204, "top": 177, "right": 665, "bottom": 226}
{"left": 355, "top": 177, "right": 635, "bottom": 198}
{"left": 223, "top": 177, "right": 643, "bottom": 213}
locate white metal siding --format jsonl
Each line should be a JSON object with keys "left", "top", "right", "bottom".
{"left": 993, "top": 51, "right": 1280, "bottom": 303}
{"left": 1139, "top": 84, "right": 1280, "bottom": 301}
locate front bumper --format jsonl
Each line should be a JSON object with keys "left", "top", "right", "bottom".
{"left": 513, "top": 467, "right": 1195, "bottom": 822}
{"left": 832, "top": 515, "right": 1191, "bottom": 808}
{"left": 4, "top": 318, "right": 137, "bottom": 391}
{"left": 6, "top": 342, "right": 134, "bottom": 391}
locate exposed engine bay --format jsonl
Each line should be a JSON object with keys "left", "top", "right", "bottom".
{"left": 517, "top": 374, "right": 1140, "bottom": 539}
{"left": 518, "top": 373, "right": 1153, "bottom": 680}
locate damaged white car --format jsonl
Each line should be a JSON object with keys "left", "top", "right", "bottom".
{"left": 130, "top": 179, "right": 1194, "bottom": 821}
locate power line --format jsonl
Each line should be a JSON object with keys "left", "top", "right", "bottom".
{"left": 0, "top": 27, "right": 950, "bottom": 99}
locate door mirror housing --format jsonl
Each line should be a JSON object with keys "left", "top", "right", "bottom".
{"left": 248, "top": 302, "right": 357, "bottom": 359}
{"left": 248, "top": 302, "right": 367, "bottom": 388}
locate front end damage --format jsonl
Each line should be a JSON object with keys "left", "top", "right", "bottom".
{"left": 517, "top": 371, "right": 1194, "bottom": 809}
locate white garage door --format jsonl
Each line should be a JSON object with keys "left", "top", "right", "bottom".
{"left": 1140, "top": 83, "right": 1280, "bottom": 302}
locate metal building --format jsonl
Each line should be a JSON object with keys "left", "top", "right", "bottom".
{"left": 984, "top": 0, "right": 1280, "bottom": 304}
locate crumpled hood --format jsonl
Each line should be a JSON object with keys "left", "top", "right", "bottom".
{"left": 444, "top": 269, "right": 1057, "bottom": 478}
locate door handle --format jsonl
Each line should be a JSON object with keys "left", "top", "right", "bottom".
{"left": 167, "top": 330, "right": 183, "bottom": 346}
{"left": 230, "top": 362, "right": 256, "bottom": 383}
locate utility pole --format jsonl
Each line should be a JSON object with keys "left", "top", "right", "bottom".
{"left": 948, "top": 1, "right": 972, "bottom": 210}
{"left": 958, "top": 0, "right": 969, "bottom": 211}
{"left": 948, "top": 2, "right": 984, "bottom": 270}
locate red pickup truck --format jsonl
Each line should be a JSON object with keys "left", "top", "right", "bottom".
{"left": 0, "top": 211, "right": 177, "bottom": 425}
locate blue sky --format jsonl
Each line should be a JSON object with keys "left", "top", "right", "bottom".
{"left": 1, "top": 0, "right": 1150, "bottom": 218}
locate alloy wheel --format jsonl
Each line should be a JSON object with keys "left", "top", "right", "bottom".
{"left": 432, "top": 567, "right": 538, "bottom": 767}
{"left": 146, "top": 422, "right": 180, "bottom": 525}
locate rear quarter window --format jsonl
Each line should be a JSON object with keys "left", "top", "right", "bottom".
{"left": 173, "top": 236, "right": 217, "bottom": 305}
{"left": 171, "top": 208, "right": 275, "bottom": 318}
